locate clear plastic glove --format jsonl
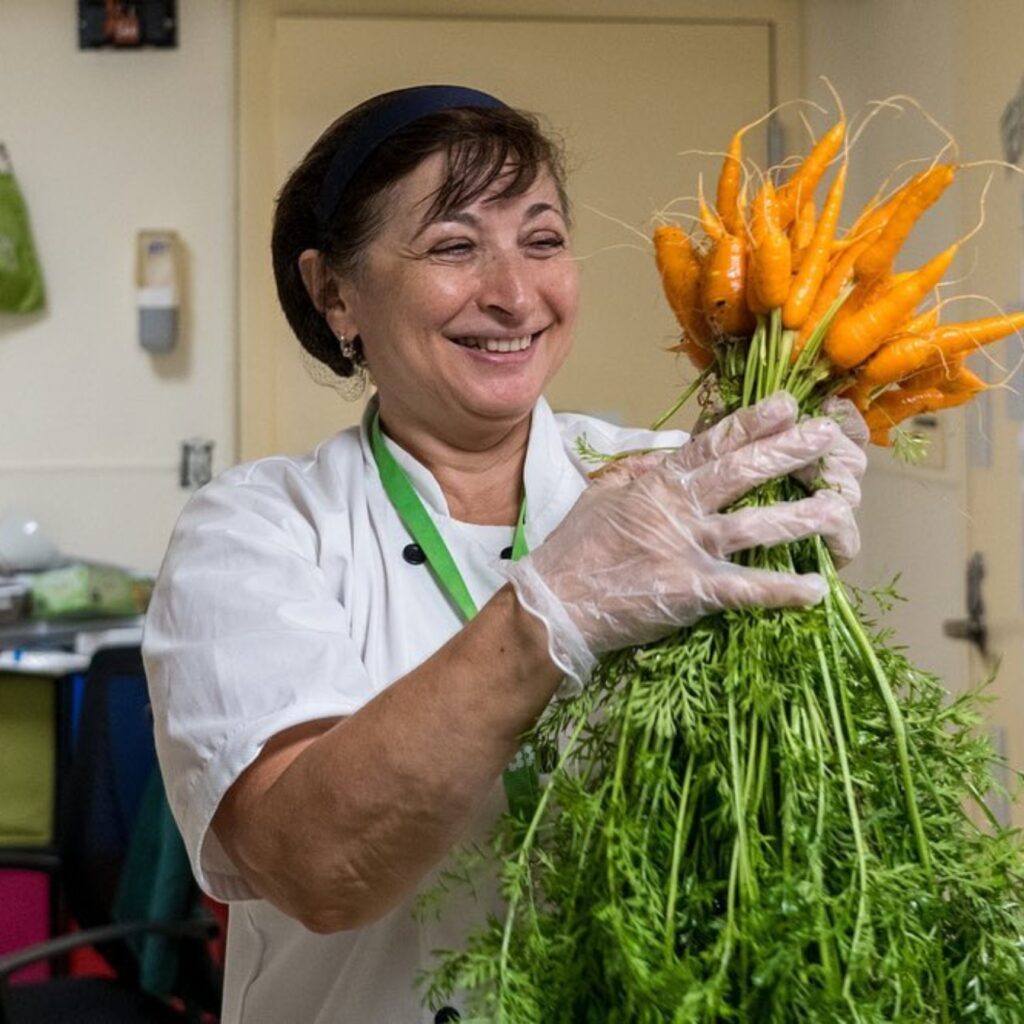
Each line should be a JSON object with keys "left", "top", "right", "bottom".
{"left": 504, "top": 393, "right": 860, "bottom": 690}
{"left": 793, "top": 396, "right": 869, "bottom": 514}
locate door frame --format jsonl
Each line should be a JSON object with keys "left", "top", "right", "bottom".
{"left": 236, "top": 0, "right": 803, "bottom": 460}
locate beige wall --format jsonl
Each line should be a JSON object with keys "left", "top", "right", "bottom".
{"left": 947, "top": 0, "right": 1024, "bottom": 801}
{"left": 802, "top": 0, "right": 969, "bottom": 684}
{"left": 804, "top": 0, "right": 1024, "bottom": 813}
{"left": 0, "top": 0, "right": 236, "bottom": 572}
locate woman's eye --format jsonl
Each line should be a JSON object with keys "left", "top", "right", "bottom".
{"left": 526, "top": 235, "right": 566, "bottom": 255}
{"left": 430, "top": 240, "right": 475, "bottom": 258}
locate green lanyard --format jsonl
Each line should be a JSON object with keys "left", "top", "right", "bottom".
{"left": 369, "top": 411, "right": 539, "bottom": 820}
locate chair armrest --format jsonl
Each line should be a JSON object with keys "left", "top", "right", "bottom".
{"left": 0, "top": 916, "right": 218, "bottom": 982}
{"left": 0, "top": 848, "right": 60, "bottom": 874}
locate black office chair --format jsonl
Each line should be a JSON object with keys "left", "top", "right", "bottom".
{"left": 0, "top": 647, "right": 221, "bottom": 1023}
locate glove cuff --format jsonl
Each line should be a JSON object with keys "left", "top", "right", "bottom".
{"left": 501, "top": 558, "right": 597, "bottom": 697}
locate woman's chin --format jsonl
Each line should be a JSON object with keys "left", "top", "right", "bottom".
{"left": 456, "top": 384, "right": 542, "bottom": 426}
{"left": 445, "top": 338, "right": 567, "bottom": 422}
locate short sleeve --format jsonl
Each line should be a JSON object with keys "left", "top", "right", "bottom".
{"left": 142, "top": 468, "right": 373, "bottom": 901}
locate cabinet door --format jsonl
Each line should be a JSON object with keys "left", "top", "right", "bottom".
{"left": 241, "top": 13, "right": 776, "bottom": 455}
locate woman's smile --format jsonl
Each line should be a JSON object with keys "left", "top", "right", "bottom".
{"left": 448, "top": 329, "right": 544, "bottom": 357}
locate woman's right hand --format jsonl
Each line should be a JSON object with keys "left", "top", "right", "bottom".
{"left": 504, "top": 393, "right": 859, "bottom": 689}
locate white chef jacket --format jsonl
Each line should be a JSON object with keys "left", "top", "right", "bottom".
{"left": 143, "top": 395, "right": 686, "bottom": 1023}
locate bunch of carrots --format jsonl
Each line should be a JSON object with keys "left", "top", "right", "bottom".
{"left": 654, "top": 115, "right": 1023, "bottom": 446}
{"left": 424, "top": 105, "right": 1024, "bottom": 1022}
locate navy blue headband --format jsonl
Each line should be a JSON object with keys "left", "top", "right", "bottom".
{"left": 314, "top": 85, "right": 508, "bottom": 234}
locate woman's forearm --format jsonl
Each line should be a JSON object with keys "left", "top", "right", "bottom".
{"left": 213, "top": 585, "right": 563, "bottom": 932}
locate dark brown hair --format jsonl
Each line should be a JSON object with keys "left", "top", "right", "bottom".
{"left": 271, "top": 90, "right": 570, "bottom": 378}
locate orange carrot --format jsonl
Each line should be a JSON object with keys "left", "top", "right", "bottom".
{"left": 702, "top": 232, "right": 755, "bottom": 336}
{"left": 716, "top": 130, "right": 745, "bottom": 236}
{"left": 835, "top": 270, "right": 915, "bottom": 334}
{"left": 898, "top": 354, "right": 964, "bottom": 390}
{"left": 864, "top": 387, "right": 946, "bottom": 444}
{"left": 669, "top": 337, "right": 715, "bottom": 370}
{"left": 748, "top": 179, "right": 792, "bottom": 310}
{"left": 934, "top": 376, "right": 986, "bottom": 408}
{"left": 699, "top": 195, "right": 724, "bottom": 241}
{"left": 900, "top": 305, "right": 941, "bottom": 336}
{"left": 825, "top": 244, "right": 959, "bottom": 369}
{"left": 881, "top": 305, "right": 942, "bottom": 351}
{"left": 783, "top": 164, "right": 847, "bottom": 329}
{"left": 845, "top": 171, "right": 925, "bottom": 242}
{"left": 854, "top": 165, "right": 956, "bottom": 282}
{"left": 776, "top": 120, "right": 846, "bottom": 227}
{"left": 842, "top": 379, "right": 875, "bottom": 412}
{"left": 653, "top": 226, "right": 709, "bottom": 346}
{"left": 790, "top": 199, "right": 817, "bottom": 272}
{"left": 794, "top": 236, "right": 873, "bottom": 351}
{"left": 944, "top": 366, "right": 986, "bottom": 395}
{"left": 860, "top": 311, "right": 1024, "bottom": 385}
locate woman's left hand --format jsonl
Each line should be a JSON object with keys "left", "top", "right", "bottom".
{"left": 792, "top": 396, "right": 869, "bottom": 521}
{"left": 600, "top": 394, "right": 869, "bottom": 567}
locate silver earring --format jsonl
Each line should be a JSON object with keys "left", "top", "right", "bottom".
{"left": 338, "top": 333, "right": 357, "bottom": 362}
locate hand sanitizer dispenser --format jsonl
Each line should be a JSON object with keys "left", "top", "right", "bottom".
{"left": 137, "top": 230, "right": 180, "bottom": 352}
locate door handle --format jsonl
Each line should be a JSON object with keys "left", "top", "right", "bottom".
{"left": 942, "top": 552, "right": 988, "bottom": 657}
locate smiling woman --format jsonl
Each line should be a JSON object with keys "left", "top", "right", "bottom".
{"left": 315, "top": 152, "right": 579, "bottom": 506}
{"left": 142, "top": 85, "right": 868, "bottom": 1023}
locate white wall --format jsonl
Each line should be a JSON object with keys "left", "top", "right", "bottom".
{"left": 801, "top": 0, "right": 969, "bottom": 689}
{"left": 0, "top": 0, "right": 236, "bottom": 572}
{"left": 802, "top": 0, "right": 1024, "bottom": 814}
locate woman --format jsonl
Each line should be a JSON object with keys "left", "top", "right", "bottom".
{"left": 144, "top": 85, "right": 865, "bottom": 1022}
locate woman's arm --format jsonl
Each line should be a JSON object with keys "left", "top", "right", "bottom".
{"left": 212, "top": 584, "right": 561, "bottom": 933}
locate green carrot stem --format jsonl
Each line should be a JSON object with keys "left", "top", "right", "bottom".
{"left": 728, "top": 696, "right": 756, "bottom": 903}
{"left": 819, "top": 546, "right": 952, "bottom": 1023}
{"left": 766, "top": 308, "right": 783, "bottom": 397}
{"left": 742, "top": 319, "right": 766, "bottom": 407}
{"left": 822, "top": 553, "right": 931, "bottom": 878}
{"left": 663, "top": 753, "right": 695, "bottom": 961}
{"left": 784, "top": 283, "right": 854, "bottom": 394}
{"left": 649, "top": 366, "right": 713, "bottom": 431}
{"left": 815, "top": 631, "right": 870, "bottom": 997}
{"left": 806, "top": 683, "right": 842, "bottom": 1001}
{"left": 775, "top": 328, "right": 794, "bottom": 393}
{"left": 498, "top": 713, "right": 588, "bottom": 1020}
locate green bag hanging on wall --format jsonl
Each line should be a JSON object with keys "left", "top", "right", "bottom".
{"left": 0, "top": 143, "right": 45, "bottom": 314}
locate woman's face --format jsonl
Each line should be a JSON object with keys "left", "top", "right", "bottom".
{"left": 331, "top": 153, "right": 579, "bottom": 443}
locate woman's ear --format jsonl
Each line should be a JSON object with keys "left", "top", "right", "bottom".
{"left": 297, "top": 249, "right": 358, "bottom": 340}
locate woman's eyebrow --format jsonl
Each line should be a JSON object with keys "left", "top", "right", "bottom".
{"left": 412, "top": 202, "right": 565, "bottom": 240}
{"left": 524, "top": 202, "right": 564, "bottom": 222}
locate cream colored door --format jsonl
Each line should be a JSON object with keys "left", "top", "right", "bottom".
{"left": 239, "top": 10, "right": 791, "bottom": 457}
{"left": 951, "top": 0, "right": 1024, "bottom": 826}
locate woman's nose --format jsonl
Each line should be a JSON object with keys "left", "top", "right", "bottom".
{"left": 476, "top": 251, "right": 532, "bottom": 320}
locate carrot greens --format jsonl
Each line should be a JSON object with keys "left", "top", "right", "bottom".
{"left": 421, "top": 100, "right": 1024, "bottom": 1021}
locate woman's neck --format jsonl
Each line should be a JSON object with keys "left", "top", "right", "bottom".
{"left": 376, "top": 399, "right": 531, "bottom": 526}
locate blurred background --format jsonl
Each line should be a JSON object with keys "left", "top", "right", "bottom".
{"left": 0, "top": 0, "right": 1021, "bottom": 820}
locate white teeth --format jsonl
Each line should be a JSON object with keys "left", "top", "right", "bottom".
{"left": 454, "top": 334, "right": 534, "bottom": 352}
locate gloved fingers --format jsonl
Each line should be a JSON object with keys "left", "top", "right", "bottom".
{"left": 670, "top": 392, "right": 798, "bottom": 472}
{"left": 812, "top": 490, "right": 861, "bottom": 565}
{"left": 822, "top": 396, "right": 870, "bottom": 449}
{"left": 703, "top": 564, "right": 828, "bottom": 613}
{"left": 700, "top": 491, "right": 858, "bottom": 560}
{"left": 687, "top": 418, "right": 841, "bottom": 513}
{"left": 588, "top": 449, "right": 672, "bottom": 487}
{"left": 792, "top": 430, "right": 867, "bottom": 508}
